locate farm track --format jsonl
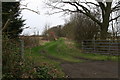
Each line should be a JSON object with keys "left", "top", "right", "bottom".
{"left": 39, "top": 39, "right": 119, "bottom": 78}
{"left": 44, "top": 54, "right": 119, "bottom": 78}
{"left": 63, "top": 40, "right": 119, "bottom": 78}
{"left": 44, "top": 54, "right": 77, "bottom": 64}
{"left": 70, "top": 54, "right": 97, "bottom": 62}
{"left": 61, "top": 61, "right": 119, "bottom": 78}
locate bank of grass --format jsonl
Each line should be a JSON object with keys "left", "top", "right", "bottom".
{"left": 27, "top": 38, "right": 118, "bottom": 64}
{"left": 24, "top": 38, "right": 119, "bottom": 78}
{"left": 71, "top": 42, "right": 119, "bottom": 61}
{"left": 40, "top": 38, "right": 119, "bottom": 62}
{"left": 40, "top": 38, "right": 83, "bottom": 63}
{"left": 70, "top": 51, "right": 119, "bottom": 61}
{"left": 25, "top": 48, "right": 65, "bottom": 78}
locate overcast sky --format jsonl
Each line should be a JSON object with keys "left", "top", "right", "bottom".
{"left": 20, "top": 0, "right": 119, "bottom": 35}
{"left": 20, "top": 0, "right": 70, "bottom": 35}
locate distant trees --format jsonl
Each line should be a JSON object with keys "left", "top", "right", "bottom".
{"left": 2, "top": 2, "right": 25, "bottom": 38}
{"left": 43, "top": 13, "right": 100, "bottom": 43}
{"left": 46, "top": 0, "right": 120, "bottom": 39}
{"left": 62, "top": 13, "right": 99, "bottom": 42}
{"left": 42, "top": 25, "right": 63, "bottom": 40}
{"left": 62, "top": 22, "right": 75, "bottom": 39}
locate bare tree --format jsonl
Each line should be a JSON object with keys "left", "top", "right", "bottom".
{"left": 62, "top": 13, "right": 99, "bottom": 42}
{"left": 45, "top": 0, "right": 120, "bottom": 39}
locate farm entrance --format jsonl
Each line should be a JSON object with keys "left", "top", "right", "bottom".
{"left": 82, "top": 40, "right": 120, "bottom": 55}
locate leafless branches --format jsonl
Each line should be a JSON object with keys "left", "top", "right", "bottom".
{"left": 2, "top": 19, "right": 11, "bottom": 31}
{"left": 45, "top": 0, "right": 102, "bottom": 26}
{"left": 45, "top": 0, "right": 120, "bottom": 39}
{"left": 111, "top": 1, "right": 120, "bottom": 12}
{"left": 20, "top": 3, "right": 40, "bottom": 15}
{"left": 109, "top": 14, "right": 120, "bottom": 22}
{"left": 45, "top": 0, "right": 120, "bottom": 23}
{"left": 20, "top": 8, "right": 40, "bottom": 14}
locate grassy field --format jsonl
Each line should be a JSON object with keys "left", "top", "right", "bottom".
{"left": 24, "top": 38, "right": 119, "bottom": 77}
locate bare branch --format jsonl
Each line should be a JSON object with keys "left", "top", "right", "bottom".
{"left": 97, "top": 2, "right": 105, "bottom": 19}
{"left": 109, "top": 15, "right": 120, "bottom": 22}
{"left": 62, "top": 1, "right": 90, "bottom": 13}
{"left": 45, "top": 2, "right": 78, "bottom": 13}
{"left": 111, "top": 5, "right": 120, "bottom": 12}
{"left": 81, "top": 2, "right": 99, "bottom": 7}
{"left": 2, "top": 19, "right": 11, "bottom": 31}
{"left": 45, "top": 10, "right": 65, "bottom": 15}
{"left": 74, "top": 2, "right": 90, "bottom": 13}
{"left": 62, "top": 1, "right": 79, "bottom": 11}
{"left": 46, "top": 1, "right": 101, "bottom": 26}
{"left": 20, "top": 3, "right": 40, "bottom": 15}
{"left": 20, "top": 3, "right": 29, "bottom": 7}
{"left": 20, "top": 8, "right": 40, "bottom": 15}
{"left": 84, "top": 12, "right": 102, "bottom": 26}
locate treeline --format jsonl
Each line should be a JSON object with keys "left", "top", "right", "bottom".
{"left": 62, "top": 13, "right": 100, "bottom": 42}
{"left": 43, "top": 13, "right": 100, "bottom": 43}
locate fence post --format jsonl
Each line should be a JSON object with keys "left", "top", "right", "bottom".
{"left": 93, "top": 40, "right": 95, "bottom": 53}
{"left": 82, "top": 41, "right": 85, "bottom": 52}
{"left": 108, "top": 40, "right": 110, "bottom": 54}
{"left": 118, "top": 41, "right": 120, "bottom": 56}
{"left": 20, "top": 40, "right": 24, "bottom": 60}
{"left": 81, "top": 41, "right": 84, "bottom": 51}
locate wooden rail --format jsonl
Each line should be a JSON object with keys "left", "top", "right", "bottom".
{"left": 82, "top": 40, "right": 120, "bottom": 55}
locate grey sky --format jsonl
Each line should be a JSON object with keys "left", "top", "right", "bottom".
{"left": 20, "top": 0, "right": 69, "bottom": 35}
{"left": 20, "top": 0, "right": 119, "bottom": 35}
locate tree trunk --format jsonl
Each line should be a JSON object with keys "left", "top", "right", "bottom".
{"left": 100, "top": 26, "right": 108, "bottom": 39}
{"left": 100, "top": 22, "right": 109, "bottom": 39}
{"left": 100, "top": 2, "right": 111, "bottom": 39}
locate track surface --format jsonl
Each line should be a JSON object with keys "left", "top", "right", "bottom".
{"left": 61, "top": 61, "right": 119, "bottom": 78}
{"left": 45, "top": 54, "right": 119, "bottom": 78}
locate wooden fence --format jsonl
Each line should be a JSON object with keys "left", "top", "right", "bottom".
{"left": 82, "top": 40, "right": 120, "bottom": 55}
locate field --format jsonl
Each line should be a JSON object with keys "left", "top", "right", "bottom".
{"left": 25, "top": 38, "right": 119, "bottom": 78}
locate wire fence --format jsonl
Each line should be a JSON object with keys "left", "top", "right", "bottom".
{"left": 82, "top": 40, "right": 120, "bottom": 55}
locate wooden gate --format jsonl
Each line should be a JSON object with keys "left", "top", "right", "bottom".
{"left": 82, "top": 40, "right": 120, "bottom": 55}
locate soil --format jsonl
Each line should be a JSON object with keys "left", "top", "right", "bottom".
{"left": 63, "top": 40, "right": 119, "bottom": 78}
{"left": 45, "top": 55, "right": 119, "bottom": 78}
{"left": 61, "top": 61, "right": 119, "bottom": 78}
{"left": 40, "top": 40, "right": 119, "bottom": 78}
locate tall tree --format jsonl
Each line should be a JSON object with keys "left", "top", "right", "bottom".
{"left": 62, "top": 13, "right": 99, "bottom": 41}
{"left": 2, "top": 2, "right": 25, "bottom": 38}
{"left": 46, "top": 0, "right": 120, "bottom": 39}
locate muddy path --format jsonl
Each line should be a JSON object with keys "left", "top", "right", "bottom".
{"left": 44, "top": 54, "right": 119, "bottom": 78}
{"left": 61, "top": 61, "right": 119, "bottom": 78}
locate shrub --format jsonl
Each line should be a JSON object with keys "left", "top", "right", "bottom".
{"left": 2, "top": 35, "right": 22, "bottom": 78}
{"left": 2, "top": 35, "right": 66, "bottom": 79}
{"left": 20, "top": 36, "right": 40, "bottom": 48}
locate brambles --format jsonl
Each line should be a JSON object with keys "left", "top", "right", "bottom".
{"left": 2, "top": 35, "right": 66, "bottom": 79}
{"left": 2, "top": 35, "right": 22, "bottom": 78}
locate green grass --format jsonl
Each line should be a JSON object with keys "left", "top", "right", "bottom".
{"left": 26, "top": 38, "right": 119, "bottom": 64}
{"left": 70, "top": 42, "right": 119, "bottom": 61}
{"left": 24, "top": 38, "right": 119, "bottom": 78}
{"left": 70, "top": 52, "right": 119, "bottom": 61}
{"left": 39, "top": 38, "right": 83, "bottom": 63}
{"left": 24, "top": 47, "right": 65, "bottom": 77}
{"left": 41, "top": 38, "right": 118, "bottom": 62}
{"left": 25, "top": 47, "right": 60, "bottom": 66}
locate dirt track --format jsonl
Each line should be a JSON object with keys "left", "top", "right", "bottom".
{"left": 61, "top": 61, "right": 119, "bottom": 78}
{"left": 45, "top": 54, "right": 119, "bottom": 78}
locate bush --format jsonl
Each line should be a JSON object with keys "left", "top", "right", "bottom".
{"left": 20, "top": 36, "right": 40, "bottom": 48}
{"left": 2, "top": 35, "right": 22, "bottom": 78}
{"left": 2, "top": 35, "right": 66, "bottom": 79}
